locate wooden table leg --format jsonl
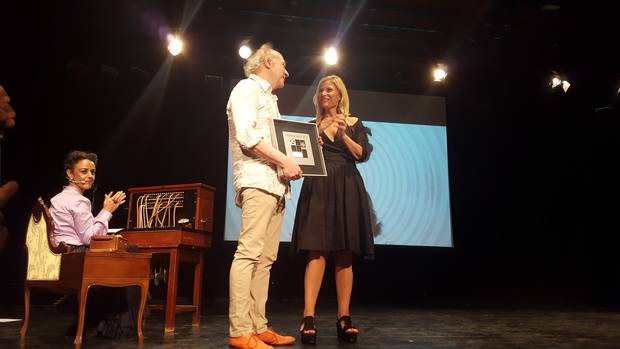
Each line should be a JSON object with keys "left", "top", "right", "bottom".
{"left": 192, "top": 252, "right": 204, "bottom": 326}
{"left": 19, "top": 286, "right": 30, "bottom": 337}
{"left": 136, "top": 280, "right": 149, "bottom": 343}
{"left": 165, "top": 249, "right": 179, "bottom": 334}
{"left": 74, "top": 284, "right": 91, "bottom": 346}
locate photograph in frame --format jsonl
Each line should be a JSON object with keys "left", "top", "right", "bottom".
{"left": 271, "top": 118, "right": 327, "bottom": 176}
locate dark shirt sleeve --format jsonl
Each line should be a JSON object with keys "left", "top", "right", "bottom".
{"left": 352, "top": 120, "right": 373, "bottom": 162}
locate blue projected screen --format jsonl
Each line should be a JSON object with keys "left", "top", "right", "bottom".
{"left": 224, "top": 115, "right": 453, "bottom": 247}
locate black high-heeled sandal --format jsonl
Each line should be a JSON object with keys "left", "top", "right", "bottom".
{"left": 336, "top": 315, "right": 358, "bottom": 343}
{"left": 300, "top": 316, "right": 317, "bottom": 344}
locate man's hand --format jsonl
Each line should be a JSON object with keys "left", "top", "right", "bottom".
{"left": 280, "top": 157, "right": 303, "bottom": 181}
{"left": 251, "top": 140, "right": 304, "bottom": 181}
{"left": 0, "top": 181, "right": 19, "bottom": 211}
{"left": 0, "top": 85, "right": 16, "bottom": 129}
{"left": 0, "top": 84, "right": 18, "bottom": 254}
{"left": 0, "top": 181, "right": 19, "bottom": 254}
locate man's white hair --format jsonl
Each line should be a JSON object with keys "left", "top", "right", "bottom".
{"left": 243, "top": 43, "right": 275, "bottom": 78}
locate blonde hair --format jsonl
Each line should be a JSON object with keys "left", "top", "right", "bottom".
{"left": 313, "top": 75, "right": 350, "bottom": 118}
{"left": 243, "top": 43, "right": 276, "bottom": 78}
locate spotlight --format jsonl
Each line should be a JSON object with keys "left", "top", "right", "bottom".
{"left": 561, "top": 80, "right": 571, "bottom": 93}
{"left": 167, "top": 34, "right": 183, "bottom": 56}
{"left": 238, "top": 45, "right": 252, "bottom": 59}
{"left": 323, "top": 46, "right": 338, "bottom": 66}
{"left": 433, "top": 65, "right": 448, "bottom": 82}
{"left": 549, "top": 72, "right": 570, "bottom": 93}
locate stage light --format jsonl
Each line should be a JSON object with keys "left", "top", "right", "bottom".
{"left": 238, "top": 45, "right": 252, "bottom": 59}
{"left": 550, "top": 72, "right": 570, "bottom": 93}
{"left": 167, "top": 34, "right": 183, "bottom": 56}
{"left": 561, "top": 80, "right": 571, "bottom": 93}
{"left": 324, "top": 46, "right": 338, "bottom": 66}
{"left": 433, "top": 65, "right": 448, "bottom": 82}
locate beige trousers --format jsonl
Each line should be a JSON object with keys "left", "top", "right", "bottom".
{"left": 229, "top": 188, "right": 284, "bottom": 337}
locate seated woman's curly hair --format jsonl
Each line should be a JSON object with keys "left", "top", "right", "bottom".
{"left": 63, "top": 151, "right": 98, "bottom": 171}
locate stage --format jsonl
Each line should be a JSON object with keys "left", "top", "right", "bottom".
{"left": 2, "top": 297, "right": 619, "bottom": 348}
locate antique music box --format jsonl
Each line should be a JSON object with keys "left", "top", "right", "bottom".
{"left": 126, "top": 183, "right": 215, "bottom": 232}
{"left": 90, "top": 235, "right": 129, "bottom": 252}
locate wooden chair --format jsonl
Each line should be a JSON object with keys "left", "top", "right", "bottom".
{"left": 19, "top": 198, "right": 152, "bottom": 346}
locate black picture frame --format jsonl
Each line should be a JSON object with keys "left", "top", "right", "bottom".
{"left": 271, "top": 118, "right": 327, "bottom": 176}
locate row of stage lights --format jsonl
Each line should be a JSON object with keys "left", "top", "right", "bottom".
{"left": 167, "top": 35, "right": 619, "bottom": 93}
{"left": 167, "top": 35, "right": 450, "bottom": 83}
{"left": 238, "top": 43, "right": 449, "bottom": 82}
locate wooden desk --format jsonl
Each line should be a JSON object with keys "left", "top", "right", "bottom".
{"left": 22, "top": 251, "right": 151, "bottom": 346}
{"left": 121, "top": 228, "right": 212, "bottom": 335}
{"left": 65, "top": 252, "right": 151, "bottom": 345}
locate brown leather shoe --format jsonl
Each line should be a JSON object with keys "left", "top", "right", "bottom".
{"left": 255, "top": 328, "right": 295, "bottom": 346}
{"left": 229, "top": 334, "right": 273, "bottom": 349}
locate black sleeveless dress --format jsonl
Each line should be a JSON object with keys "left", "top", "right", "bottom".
{"left": 291, "top": 119, "right": 375, "bottom": 257}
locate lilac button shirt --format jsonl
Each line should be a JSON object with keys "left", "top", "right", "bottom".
{"left": 49, "top": 186, "right": 112, "bottom": 246}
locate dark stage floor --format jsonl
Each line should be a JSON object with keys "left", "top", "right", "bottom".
{"left": 2, "top": 298, "right": 620, "bottom": 348}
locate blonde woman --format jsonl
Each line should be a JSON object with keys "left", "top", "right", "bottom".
{"left": 291, "top": 75, "right": 374, "bottom": 344}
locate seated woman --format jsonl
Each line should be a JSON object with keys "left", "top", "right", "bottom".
{"left": 50, "top": 150, "right": 125, "bottom": 250}
{"left": 50, "top": 150, "right": 136, "bottom": 338}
